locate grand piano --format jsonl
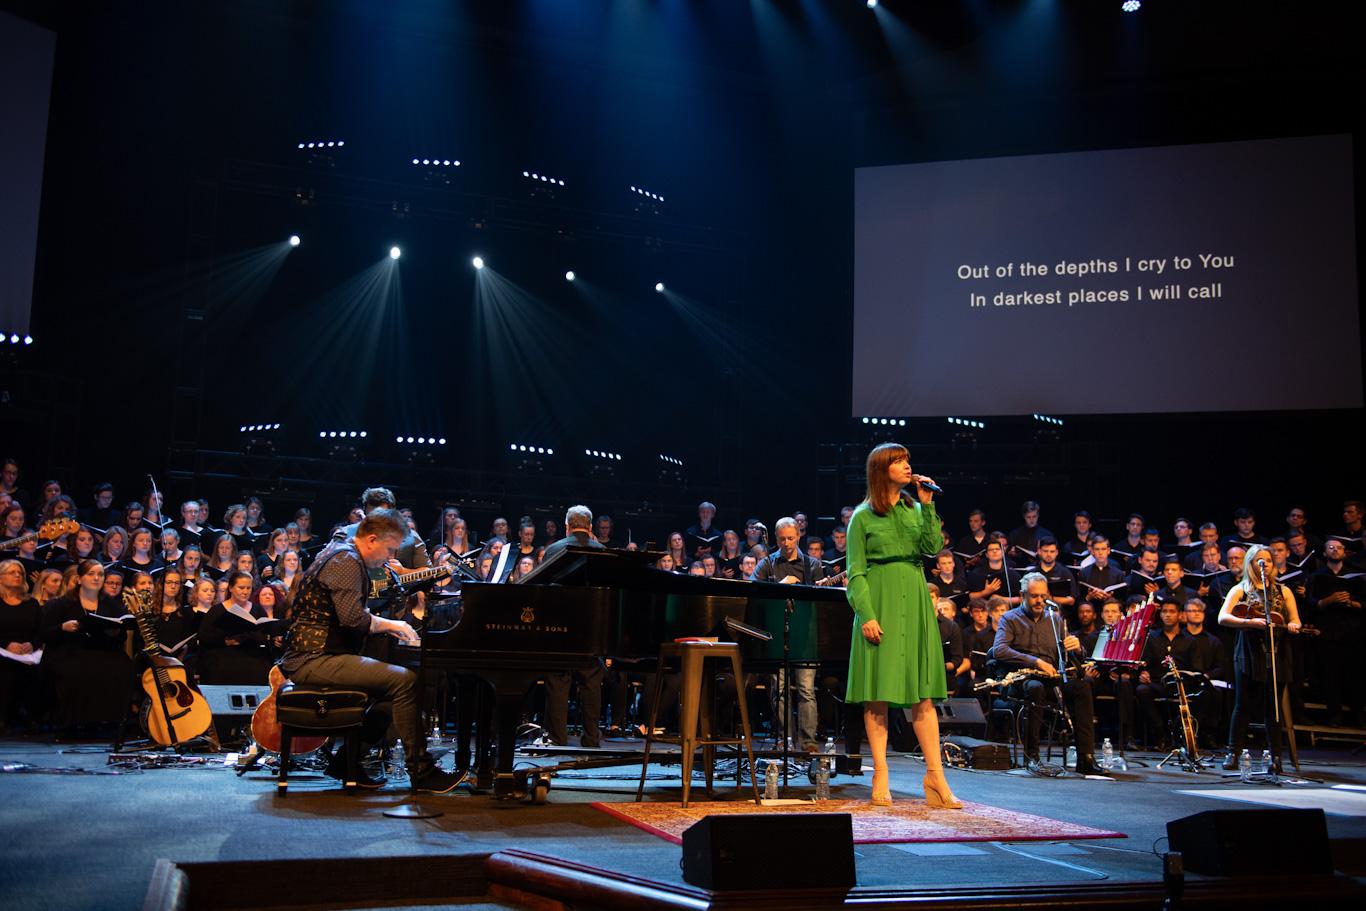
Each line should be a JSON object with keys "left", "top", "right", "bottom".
{"left": 395, "top": 546, "right": 852, "bottom": 799}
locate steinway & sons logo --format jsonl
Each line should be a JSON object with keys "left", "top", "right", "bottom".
{"left": 483, "top": 601, "right": 569, "bottom": 635}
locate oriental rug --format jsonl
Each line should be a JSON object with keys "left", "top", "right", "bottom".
{"left": 591, "top": 798, "right": 1125, "bottom": 845}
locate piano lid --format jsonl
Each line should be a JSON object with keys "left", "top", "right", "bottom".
{"left": 516, "top": 544, "right": 848, "bottom": 602}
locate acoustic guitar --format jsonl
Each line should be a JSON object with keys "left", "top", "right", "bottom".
{"left": 126, "top": 591, "right": 213, "bottom": 746}
{"left": 248, "top": 664, "right": 328, "bottom": 756}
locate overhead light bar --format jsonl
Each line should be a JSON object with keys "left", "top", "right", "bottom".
{"left": 411, "top": 157, "right": 461, "bottom": 167}
{"left": 658, "top": 454, "right": 684, "bottom": 467}
{"left": 395, "top": 436, "right": 447, "bottom": 445}
{"left": 239, "top": 423, "right": 282, "bottom": 433}
{"left": 947, "top": 417, "right": 985, "bottom": 429}
{"left": 508, "top": 443, "right": 555, "bottom": 456}
{"left": 296, "top": 139, "right": 345, "bottom": 149}
{"left": 629, "top": 185, "right": 664, "bottom": 202}
{"left": 2, "top": 333, "right": 33, "bottom": 345}
{"left": 585, "top": 449, "right": 623, "bottom": 461}
{"left": 861, "top": 417, "right": 907, "bottom": 427}
{"left": 1032, "top": 413, "right": 1064, "bottom": 426}
{"left": 522, "top": 169, "right": 566, "bottom": 187}
{"left": 318, "top": 429, "right": 368, "bottom": 438}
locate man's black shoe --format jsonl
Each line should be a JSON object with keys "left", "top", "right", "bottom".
{"left": 409, "top": 765, "right": 469, "bottom": 794}
{"left": 324, "top": 751, "right": 386, "bottom": 789}
{"left": 1074, "top": 755, "right": 1108, "bottom": 777}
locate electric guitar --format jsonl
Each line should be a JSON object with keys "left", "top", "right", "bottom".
{"left": 126, "top": 590, "right": 213, "bottom": 746}
{"left": 0, "top": 516, "right": 80, "bottom": 552}
{"left": 367, "top": 554, "right": 477, "bottom": 602}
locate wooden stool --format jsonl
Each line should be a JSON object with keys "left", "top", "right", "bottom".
{"left": 275, "top": 684, "right": 369, "bottom": 795}
{"left": 635, "top": 641, "right": 761, "bottom": 808}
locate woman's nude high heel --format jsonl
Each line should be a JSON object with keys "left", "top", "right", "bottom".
{"left": 922, "top": 768, "right": 963, "bottom": 809}
{"left": 870, "top": 765, "right": 893, "bottom": 806}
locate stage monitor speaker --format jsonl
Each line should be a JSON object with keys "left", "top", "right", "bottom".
{"left": 198, "top": 685, "right": 273, "bottom": 717}
{"left": 897, "top": 698, "right": 986, "bottom": 740}
{"left": 681, "top": 813, "right": 856, "bottom": 890}
{"left": 1167, "top": 809, "right": 1331, "bottom": 876}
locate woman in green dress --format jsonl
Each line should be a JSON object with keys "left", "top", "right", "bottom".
{"left": 846, "top": 442, "right": 962, "bottom": 809}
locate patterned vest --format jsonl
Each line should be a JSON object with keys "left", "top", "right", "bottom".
{"left": 286, "top": 544, "right": 363, "bottom": 657}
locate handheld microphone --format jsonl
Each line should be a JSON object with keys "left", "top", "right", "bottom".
{"left": 915, "top": 477, "right": 944, "bottom": 494}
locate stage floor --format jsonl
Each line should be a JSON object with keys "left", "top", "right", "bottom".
{"left": 2, "top": 734, "right": 1365, "bottom": 910}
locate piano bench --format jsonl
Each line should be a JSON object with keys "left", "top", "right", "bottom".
{"left": 275, "top": 684, "right": 370, "bottom": 796}
{"left": 637, "top": 642, "right": 762, "bottom": 809}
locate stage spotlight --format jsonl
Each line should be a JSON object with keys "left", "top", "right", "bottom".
{"left": 8, "top": 334, "right": 17, "bottom": 344}
{"left": 472, "top": 256, "right": 485, "bottom": 270}
{"left": 1121, "top": 0, "right": 1141, "bottom": 10}
{"left": 390, "top": 246, "right": 402, "bottom": 260}
{"left": 565, "top": 271, "right": 575, "bottom": 282}
{"left": 23, "top": 336, "right": 32, "bottom": 345}
{"left": 655, "top": 282, "right": 665, "bottom": 293}
{"left": 867, "top": 0, "right": 878, "bottom": 8}
{"left": 288, "top": 234, "right": 300, "bottom": 247}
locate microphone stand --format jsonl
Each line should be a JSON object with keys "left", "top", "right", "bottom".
{"left": 780, "top": 596, "right": 795, "bottom": 791}
{"left": 1047, "top": 603, "right": 1077, "bottom": 770}
{"left": 1257, "top": 561, "right": 1281, "bottom": 783}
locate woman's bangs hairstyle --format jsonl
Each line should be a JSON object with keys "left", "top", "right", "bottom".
{"left": 864, "top": 442, "right": 909, "bottom": 516}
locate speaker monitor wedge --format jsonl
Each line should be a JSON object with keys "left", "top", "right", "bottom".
{"left": 681, "top": 813, "right": 857, "bottom": 890}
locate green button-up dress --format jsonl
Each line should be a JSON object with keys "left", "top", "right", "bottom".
{"left": 844, "top": 497, "right": 947, "bottom": 707}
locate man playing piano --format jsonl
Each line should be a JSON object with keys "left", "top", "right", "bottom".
{"left": 281, "top": 509, "right": 463, "bottom": 792}
{"left": 990, "top": 573, "right": 1103, "bottom": 776}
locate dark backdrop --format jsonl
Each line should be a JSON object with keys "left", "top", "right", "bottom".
{"left": 2, "top": 0, "right": 1363, "bottom": 543}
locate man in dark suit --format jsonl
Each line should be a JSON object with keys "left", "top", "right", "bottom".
{"left": 541, "top": 505, "right": 605, "bottom": 747}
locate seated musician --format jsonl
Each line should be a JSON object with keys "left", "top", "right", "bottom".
{"left": 1078, "top": 536, "right": 1127, "bottom": 607}
{"left": 541, "top": 505, "right": 604, "bottom": 749}
{"left": 1135, "top": 601, "right": 1194, "bottom": 750}
{"left": 1181, "top": 599, "right": 1226, "bottom": 748}
{"left": 751, "top": 516, "right": 827, "bottom": 751}
{"left": 989, "top": 573, "right": 1102, "bottom": 775}
{"left": 280, "top": 509, "right": 462, "bottom": 792}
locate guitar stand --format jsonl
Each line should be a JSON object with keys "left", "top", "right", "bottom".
{"left": 1157, "top": 745, "right": 1212, "bottom": 773}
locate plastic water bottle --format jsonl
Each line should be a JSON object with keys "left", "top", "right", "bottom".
{"left": 814, "top": 759, "right": 831, "bottom": 801}
{"left": 389, "top": 740, "right": 407, "bottom": 779}
{"left": 763, "top": 759, "right": 779, "bottom": 800}
{"left": 1261, "top": 749, "right": 1273, "bottom": 776}
{"left": 1239, "top": 748, "right": 1251, "bottom": 781}
{"left": 1101, "top": 738, "right": 1114, "bottom": 771}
